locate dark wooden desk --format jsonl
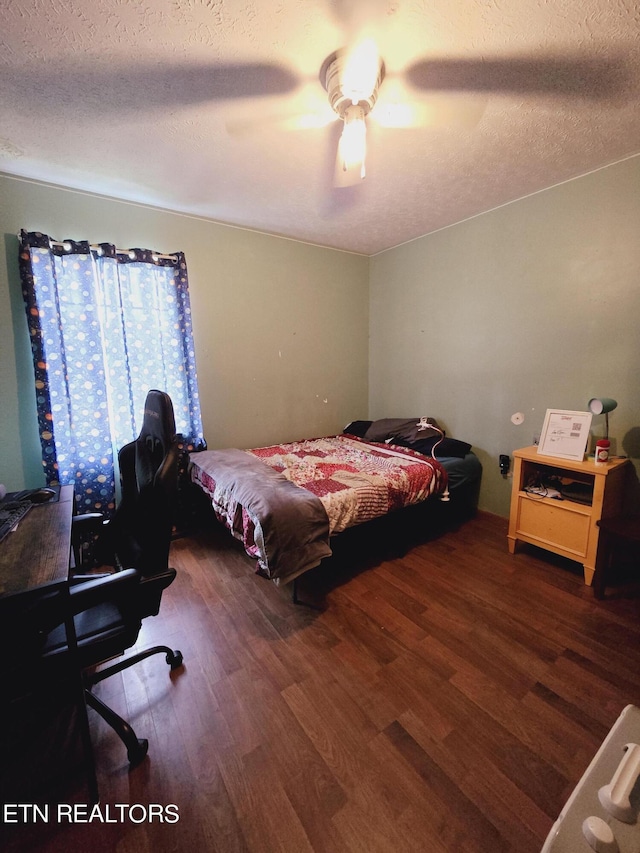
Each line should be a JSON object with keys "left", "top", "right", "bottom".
{"left": 0, "top": 485, "right": 74, "bottom": 598}
{"left": 0, "top": 484, "right": 99, "bottom": 801}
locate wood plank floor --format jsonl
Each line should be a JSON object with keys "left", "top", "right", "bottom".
{"left": 4, "top": 508, "right": 640, "bottom": 852}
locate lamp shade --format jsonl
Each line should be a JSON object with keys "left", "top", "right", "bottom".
{"left": 588, "top": 397, "right": 618, "bottom": 415}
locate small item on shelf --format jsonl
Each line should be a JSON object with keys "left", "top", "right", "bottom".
{"left": 595, "top": 439, "right": 610, "bottom": 465}
{"left": 560, "top": 481, "right": 594, "bottom": 504}
{"left": 524, "top": 472, "right": 563, "bottom": 498}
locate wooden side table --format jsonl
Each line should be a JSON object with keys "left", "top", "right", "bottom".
{"left": 507, "top": 446, "right": 630, "bottom": 585}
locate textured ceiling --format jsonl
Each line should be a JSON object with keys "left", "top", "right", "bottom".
{"left": 1, "top": 0, "right": 639, "bottom": 255}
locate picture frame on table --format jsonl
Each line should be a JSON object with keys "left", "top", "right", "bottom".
{"left": 538, "top": 409, "right": 592, "bottom": 461}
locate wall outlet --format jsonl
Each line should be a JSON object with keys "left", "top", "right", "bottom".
{"left": 532, "top": 434, "right": 540, "bottom": 446}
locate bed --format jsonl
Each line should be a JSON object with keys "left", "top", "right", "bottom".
{"left": 188, "top": 417, "right": 482, "bottom": 586}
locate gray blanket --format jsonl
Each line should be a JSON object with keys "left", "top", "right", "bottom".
{"left": 190, "top": 448, "right": 332, "bottom": 584}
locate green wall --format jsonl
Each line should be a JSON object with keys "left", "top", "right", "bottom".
{"left": 369, "top": 155, "right": 640, "bottom": 516}
{"left": 3, "top": 156, "right": 639, "bottom": 519}
{"left": 0, "top": 176, "right": 369, "bottom": 491}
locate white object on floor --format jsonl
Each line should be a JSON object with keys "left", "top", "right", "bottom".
{"left": 542, "top": 705, "right": 640, "bottom": 852}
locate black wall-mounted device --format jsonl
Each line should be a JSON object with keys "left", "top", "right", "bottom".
{"left": 499, "top": 454, "right": 510, "bottom": 476}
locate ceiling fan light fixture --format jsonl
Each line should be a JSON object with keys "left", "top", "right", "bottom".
{"left": 321, "top": 43, "right": 385, "bottom": 183}
{"left": 342, "top": 39, "right": 381, "bottom": 103}
{"left": 321, "top": 45, "right": 385, "bottom": 119}
{"left": 339, "top": 103, "right": 367, "bottom": 179}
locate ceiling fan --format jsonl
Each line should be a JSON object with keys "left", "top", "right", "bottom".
{"left": 226, "top": 39, "right": 488, "bottom": 187}
{"left": 318, "top": 37, "right": 625, "bottom": 187}
{"left": 225, "top": 31, "right": 623, "bottom": 190}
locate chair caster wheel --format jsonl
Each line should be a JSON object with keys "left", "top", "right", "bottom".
{"left": 128, "top": 738, "right": 149, "bottom": 767}
{"left": 168, "top": 649, "right": 183, "bottom": 669}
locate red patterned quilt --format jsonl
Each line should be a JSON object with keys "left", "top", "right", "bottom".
{"left": 248, "top": 435, "right": 446, "bottom": 534}
{"left": 190, "top": 435, "right": 447, "bottom": 583}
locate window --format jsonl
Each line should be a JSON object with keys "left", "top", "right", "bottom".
{"left": 19, "top": 230, "right": 205, "bottom": 513}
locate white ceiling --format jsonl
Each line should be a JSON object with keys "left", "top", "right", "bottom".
{"left": 1, "top": 0, "right": 639, "bottom": 255}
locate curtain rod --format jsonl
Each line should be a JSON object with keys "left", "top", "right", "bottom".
{"left": 45, "top": 237, "right": 178, "bottom": 262}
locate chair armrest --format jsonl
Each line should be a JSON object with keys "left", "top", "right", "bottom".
{"left": 68, "top": 568, "right": 139, "bottom": 614}
{"left": 69, "top": 573, "right": 113, "bottom": 583}
{"left": 138, "top": 567, "right": 177, "bottom": 616}
{"left": 139, "top": 568, "right": 177, "bottom": 588}
{"left": 72, "top": 513, "right": 106, "bottom": 533}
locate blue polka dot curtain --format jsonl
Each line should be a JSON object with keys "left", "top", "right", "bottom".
{"left": 19, "top": 230, "right": 205, "bottom": 514}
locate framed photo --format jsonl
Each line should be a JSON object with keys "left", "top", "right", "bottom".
{"left": 538, "top": 409, "right": 593, "bottom": 461}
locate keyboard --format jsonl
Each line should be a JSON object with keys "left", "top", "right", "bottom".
{"left": 0, "top": 501, "right": 33, "bottom": 543}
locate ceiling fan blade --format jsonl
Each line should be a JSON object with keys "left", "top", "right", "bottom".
{"left": 326, "top": 0, "right": 399, "bottom": 37}
{"left": 227, "top": 108, "right": 336, "bottom": 137}
{"left": 170, "top": 62, "right": 299, "bottom": 101}
{"left": 5, "top": 60, "right": 299, "bottom": 114}
{"left": 405, "top": 55, "right": 626, "bottom": 98}
{"left": 373, "top": 95, "right": 487, "bottom": 130}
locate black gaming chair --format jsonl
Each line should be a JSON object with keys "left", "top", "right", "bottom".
{"left": 66, "top": 390, "right": 183, "bottom": 764}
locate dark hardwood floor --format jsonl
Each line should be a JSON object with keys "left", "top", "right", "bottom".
{"left": 4, "top": 508, "right": 640, "bottom": 852}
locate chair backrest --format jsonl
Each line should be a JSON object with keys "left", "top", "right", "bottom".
{"left": 109, "top": 390, "right": 180, "bottom": 576}
{"left": 131, "top": 389, "right": 179, "bottom": 494}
